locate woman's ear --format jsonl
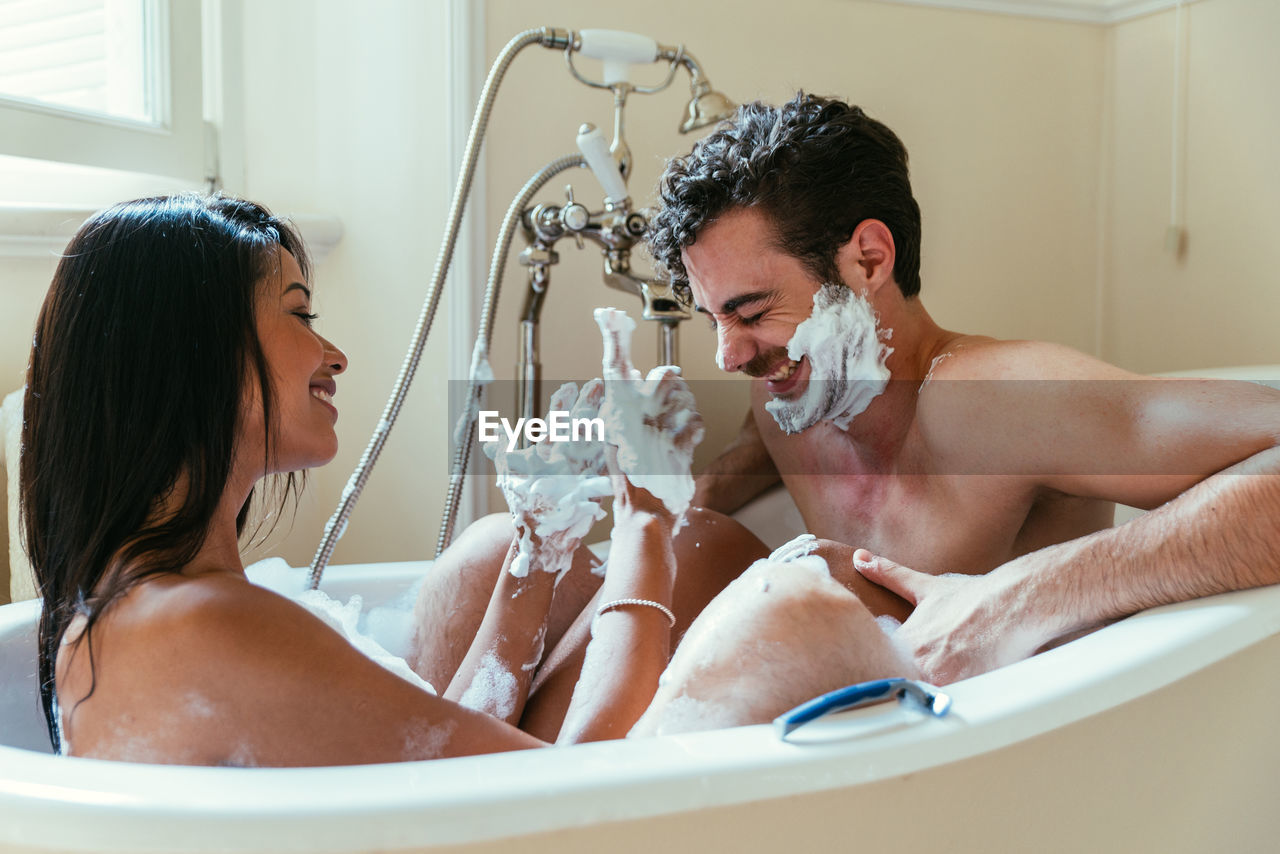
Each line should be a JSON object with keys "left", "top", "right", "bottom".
{"left": 835, "top": 219, "right": 896, "bottom": 296}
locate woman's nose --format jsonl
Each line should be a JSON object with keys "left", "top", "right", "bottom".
{"left": 322, "top": 336, "right": 348, "bottom": 374}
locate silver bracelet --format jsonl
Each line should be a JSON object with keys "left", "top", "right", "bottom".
{"left": 594, "top": 598, "right": 677, "bottom": 629}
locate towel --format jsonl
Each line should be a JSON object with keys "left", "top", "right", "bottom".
{"left": 1, "top": 388, "right": 35, "bottom": 602}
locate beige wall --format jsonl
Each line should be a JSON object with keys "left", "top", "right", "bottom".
{"left": 1103, "top": 0, "right": 1280, "bottom": 372}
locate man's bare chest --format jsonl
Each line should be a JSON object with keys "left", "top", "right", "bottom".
{"left": 781, "top": 467, "right": 1031, "bottom": 575}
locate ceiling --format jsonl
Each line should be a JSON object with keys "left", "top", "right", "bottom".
{"left": 873, "top": 0, "right": 1194, "bottom": 24}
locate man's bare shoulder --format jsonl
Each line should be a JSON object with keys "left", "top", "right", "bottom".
{"left": 913, "top": 338, "right": 1141, "bottom": 473}
{"left": 923, "top": 337, "right": 1138, "bottom": 383}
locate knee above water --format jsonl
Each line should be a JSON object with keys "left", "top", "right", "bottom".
{"left": 723, "top": 557, "right": 860, "bottom": 624}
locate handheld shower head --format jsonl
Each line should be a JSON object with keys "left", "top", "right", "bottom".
{"left": 674, "top": 50, "right": 736, "bottom": 134}
{"left": 556, "top": 31, "right": 736, "bottom": 136}
{"left": 680, "top": 82, "right": 736, "bottom": 134}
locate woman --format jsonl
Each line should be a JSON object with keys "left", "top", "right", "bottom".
{"left": 21, "top": 194, "right": 696, "bottom": 765}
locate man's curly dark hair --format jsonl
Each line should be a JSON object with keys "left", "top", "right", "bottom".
{"left": 647, "top": 92, "right": 922, "bottom": 304}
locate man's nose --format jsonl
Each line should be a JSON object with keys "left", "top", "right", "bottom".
{"left": 717, "top": 325, "right": 753, "bottom": 373}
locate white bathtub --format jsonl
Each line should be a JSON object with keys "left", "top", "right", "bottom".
{"left": 4, "top": 364, "right": 1280, "bottom": 853}
{"left": 2, "top": 556, "right": 1280, "bottom": 854}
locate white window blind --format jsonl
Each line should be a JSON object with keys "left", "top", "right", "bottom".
{"left": 0, "top": 0, "right": 208, "bottom": 183}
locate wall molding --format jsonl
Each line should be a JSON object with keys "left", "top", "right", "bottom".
{"left": 445, "top": 0, "right": 486, "bottom": 530}
{"left": 0, "top": 204, "right": 344, "bottom": 260}
{"left": 867, "top": 0, "right": 1199, "bottom": 25}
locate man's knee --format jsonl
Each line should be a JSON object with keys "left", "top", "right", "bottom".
{"left": 633, "top": 558, "right": 863, "bottom": 731}
{"left": 631, "top": 556, "right": 914, "bottom": 736}
{"left": 727, "top": 556, "right": 868, "bottom": 639}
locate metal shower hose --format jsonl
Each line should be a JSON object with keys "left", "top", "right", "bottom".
{"left": 307, "top": 28, "right": 563, "bottom": 589}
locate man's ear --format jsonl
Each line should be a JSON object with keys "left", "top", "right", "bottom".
{"left": 836, "top": 219, "right": 896, "bottom": 296}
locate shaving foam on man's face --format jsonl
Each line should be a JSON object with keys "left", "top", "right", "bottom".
{"left": 764, "top": 282, "right": 893, "bottom": 434}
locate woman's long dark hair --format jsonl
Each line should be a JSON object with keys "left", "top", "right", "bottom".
{"left": 20, "top": 193, "right": 311, "bottom": 751}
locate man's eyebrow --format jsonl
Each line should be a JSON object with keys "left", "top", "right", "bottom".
{"left": 717, "top": 290, "right": 774, "bottom": 315}
{"left": 284, "top": 282, "right": 312, "bottom": 300}
{"left": 693, "top": 290, "right": 775, "bottom": 316}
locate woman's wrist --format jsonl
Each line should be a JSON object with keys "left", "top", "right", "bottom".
{"left": 613, "top": 504, "right": 676, "bottom": 534}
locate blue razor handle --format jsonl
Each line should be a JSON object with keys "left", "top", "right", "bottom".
{"left": 773, "top": 678, "right": 953, "bottom": 739}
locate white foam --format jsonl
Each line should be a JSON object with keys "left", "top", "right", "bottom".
{"left": 765, "top": 283, "right": 892, "bottom": 434}
{"left": 294, "top": 589, "right": 436, "bottom": 695}
{"left": 921, "top": 350, "right": 953, "bottom": 390}
{"left": 244, "top": 557, "right": 307, "bottom": 599}
{"left": 642, "top": 693, "right": 742, "bottom": 736}
{"left": 457, "top": 650, "right": 518, "bottom": 720}
{"left": 873, "top": 613, "right": 917, "bottom": 671}
{"left": 487, "top": 380, "right": 611, "bottom": 578}
{"left": 768, "top": 533, "right": 819, "bottom": 563}
{"left": 745, "top": 553, "right": 831, "bottom": 581}
{"left": 875, "top": 614, "right": 902, "bottom": 634}
{"left": 468, "top": 338, "right": 494, "bottom": 385}
{"left": 402, "top": 718, "right": 457, "bottom": 759}
{"left": 594, "top": 307, "right": 704, "bottom": 521}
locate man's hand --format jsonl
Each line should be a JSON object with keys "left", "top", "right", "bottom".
{"left": 853, "top": 549, "right": 1051, "bottom": 684}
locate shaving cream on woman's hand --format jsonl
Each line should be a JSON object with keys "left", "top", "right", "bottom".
{"left": 487, "top": 379, "right": 611, "bottom": 578}
{"left": 594, "top": 307, "right": 705, "bottom": 523}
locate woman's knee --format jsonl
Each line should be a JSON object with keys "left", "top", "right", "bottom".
{"left": 408, "top": 513, "right": 514, "bottom": 682}
{"left": 667, "top": 508, "right": 770, "bottom": 628}
{"left": 769, "top": 536, "right": 912, "bottom": 621}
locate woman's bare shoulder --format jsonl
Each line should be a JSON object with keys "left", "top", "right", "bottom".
{"left": 65, "top": 570, "right": 542, "bottom": 766}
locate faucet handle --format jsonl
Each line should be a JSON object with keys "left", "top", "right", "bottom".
{"left": 577, "top": 123, "right": 629, "bottom": 204}
{"left": 561, "top": 185, "right": 588, "bottom": 249}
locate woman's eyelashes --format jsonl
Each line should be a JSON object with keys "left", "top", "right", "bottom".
{"left": 294, "top": 310, "right": 319, "bottom": 328}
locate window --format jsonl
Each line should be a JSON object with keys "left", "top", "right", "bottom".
{"left": 0, "top": 0, "right": 152, "bottom": 122}
{"left": 0, "top": 0, "right": 209, "bottom": 183}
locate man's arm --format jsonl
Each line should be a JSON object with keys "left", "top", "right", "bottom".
{"left": 858, "top": 446, "right": 1280, "bottom": 683}
{"left": 861, "top": 341, "right": 1280, "bottom": 682}
{"left": 691, "top": 407, "right": 781, "bottom": 514}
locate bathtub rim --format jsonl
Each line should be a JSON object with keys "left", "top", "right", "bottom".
{"left": 2, "top": 561, "right": 1279, "bottom": 852}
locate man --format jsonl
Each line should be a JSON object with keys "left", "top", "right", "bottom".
{"left": 642, "top": 92, "right": 1280, "bottom": 689}
{"left": 414, "top": 94, "right": 1280, "bottom": 738}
